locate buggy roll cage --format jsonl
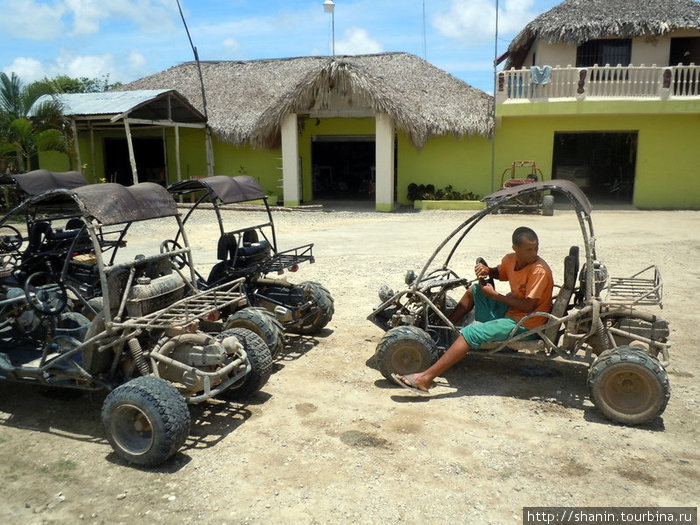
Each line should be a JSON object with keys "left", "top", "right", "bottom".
{"left": 1, "top": 183, "right": 199, "bottom": 326}
{"left": 413, "top": 179, "right": 599, "bottom": 305}
{"left": 168, "top": 175, "right": 279, "bottom": 250}
{"left": 168, "top": 175, "right": 316, "bottom": 278}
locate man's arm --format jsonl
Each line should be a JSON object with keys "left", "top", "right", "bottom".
{"left": 479, "top": 283, "right": 539, "bottom": 313}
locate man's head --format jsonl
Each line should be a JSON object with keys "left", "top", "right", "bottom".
{"left": 512, "top": 227, "right": 539, "bottom": 266}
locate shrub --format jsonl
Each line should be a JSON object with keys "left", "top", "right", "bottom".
{"left": 407, "top": 184, "right": 480, "bottom": 201}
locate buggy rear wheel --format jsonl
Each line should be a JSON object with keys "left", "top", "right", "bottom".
{"left": 101, "top": 376, "right": 190, "bottom": 467}
{"left": 587, "top": 346, "right": 670, "bottom": 425}
{"left": 375, "top": 326, "right": 439, "bottom": 381}
{"left": 542, "top": 194, "right": 554, "bottom": 216}
{"left": 287, "top": 281, "right": 334, "bottom": 335}
{"left": 224, "top": 307, "right": 285, "bottom": 359}
{"left": 218, "top": 328, "right": 273, "bottom": 400}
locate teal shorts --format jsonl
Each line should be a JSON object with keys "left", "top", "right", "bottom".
{"left": 460, "top": 284, "right": 529, "bottom": 349}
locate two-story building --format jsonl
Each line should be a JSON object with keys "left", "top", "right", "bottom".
{"left": 495, "top": 0, "right": 700, "bottom": 208}
{"left": 37, "top": 0, "right": 699, "bottom": 209}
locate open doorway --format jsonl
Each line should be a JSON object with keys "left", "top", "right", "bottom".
{"left": 552, "top": 131, "right": 638, "bottom": 202}
{"left": 104, "top": 137, "right": 166, "bottom": 186}
{"left": 311, "top": 137, "right": 375, "bottom": 200}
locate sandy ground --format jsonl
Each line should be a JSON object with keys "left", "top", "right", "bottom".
{"left": 0, "top": 203, "right": 698, "bottom": 524}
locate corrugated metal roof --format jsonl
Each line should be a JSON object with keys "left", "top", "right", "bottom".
{"left": 33, "top": 89, "right": 172, "bottom": 117}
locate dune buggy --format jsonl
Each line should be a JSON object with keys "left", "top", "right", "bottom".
{"left": 167, "top": 175, "right": 334, "bottom": 352}
{"left": 498, "top": 161, "right": 554, "bottom": 215}
{"left": 0, "top": 181, "right": 271, "bottom": 466}
{"left": 368, "top": 180, "right": 670, "bottom": 425}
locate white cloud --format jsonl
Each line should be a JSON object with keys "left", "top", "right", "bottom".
{"left": 222, "top": 37, "right": 240, "bottom": 52}
{"left": 51, "top": 52, "right": 117, "bottom": 79}
{"left": 62, "top": 0, "right": 178, "bottom": 36}
{"left": 3, "top": 57, "right": 47, "bottom": 83}
{"left": 336, "top": 27, "right": 383, "bottom": 55}
{"left": 128, "top": 50, "right": 147, "bottom": 72}
{"left": 434, "top": 0, "right": 536, "bottom": 43}
{"left": 64, "top": 0, "right": 103, "bottom": 34}
{"left": 0, "top": 0, "right": 65, "bottom": 40}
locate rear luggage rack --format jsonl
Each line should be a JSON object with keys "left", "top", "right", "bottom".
{"left": 115, "top": 278, "right": 247, "bottom": 330}
{"left": 603, "top": 265, "right": 663, "bottom": 308}
{"left": 257, "top": 243, "right": 314, "bottom": 274}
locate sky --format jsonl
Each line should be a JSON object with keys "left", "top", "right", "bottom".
{"left": 0, "top": 0, "right": 564, "bottom": 95}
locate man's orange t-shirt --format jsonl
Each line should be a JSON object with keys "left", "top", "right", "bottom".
{"left": 498, "top": 253, "right": 554, "bottom": 330}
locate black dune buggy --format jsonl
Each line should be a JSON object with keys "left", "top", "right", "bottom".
{"left": 0, "top": 181, "right": 272, "bottom": 466}
{"left": 368, "top": 180, "right": 671, "bottom": 425}
{"left": 167, "top": 175, "right": 334, "bottom": 354}
{"left": 0, "top": 169, "right": 88, "bottom": 208}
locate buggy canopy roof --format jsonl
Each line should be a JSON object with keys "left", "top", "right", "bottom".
{"left": 482, "top": 179, "right": 592, "bottom": 215}
{"left": 13, "top": 182, "right": 179, "bottom": 226}
{"left": 0, "top": 170, "right": 88, "bottom": 196}
{"left": 168, "top": 175, "right": 266, "bottom": 204}
{"left": 73, "top": 182, "right": 179, "bottom": 225}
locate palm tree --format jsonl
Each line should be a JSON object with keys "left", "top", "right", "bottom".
{"left": 0, "top": 72, "right": 67, "bottom": 172}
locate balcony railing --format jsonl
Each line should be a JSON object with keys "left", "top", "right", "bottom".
{"left": 496, "top": 64, "right": 700, "bottom": 103}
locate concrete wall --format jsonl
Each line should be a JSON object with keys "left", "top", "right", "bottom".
{"left": 396, "top": 132, "right": 493, "bottom": 204}
{"left": 495, "top": 102, "right": 700, "bottom": 208}
{"left": 525, "top": 29, "right": 700, "bottom": 68}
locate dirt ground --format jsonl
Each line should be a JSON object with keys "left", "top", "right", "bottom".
{"left": 1, "top": 204, "right": 698, "bottom": 525}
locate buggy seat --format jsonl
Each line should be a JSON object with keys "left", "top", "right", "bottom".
{"left": 478, "top": 246, "right": 579, "bottom": 353}
{"left": 216, "top": 231, "right": 271, "bottom": 269}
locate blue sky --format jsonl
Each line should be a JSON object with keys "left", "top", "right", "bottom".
{"left": 0, "top": 0, "right": 562, "bottom": 94}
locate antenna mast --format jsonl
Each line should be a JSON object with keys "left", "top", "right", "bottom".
{"left": 176, "top": 0, "right": 214, "bottom": 175}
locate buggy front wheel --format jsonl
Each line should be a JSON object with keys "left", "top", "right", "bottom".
{"left": 375, "top": 326, "right": 439, "bottom": 381}
{"left": 587, "top": 346, "right": 670, "bottom": 425}
{"left": 101, "top": 376, "right": 190, "bottom": 467}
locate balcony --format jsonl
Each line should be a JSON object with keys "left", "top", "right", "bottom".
{"left": 496, "top": 64, "right": 700, "bottom": 103}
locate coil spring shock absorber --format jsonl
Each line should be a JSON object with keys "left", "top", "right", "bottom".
{"left": 127, "top": 337, "right": 150, "bottom": 376}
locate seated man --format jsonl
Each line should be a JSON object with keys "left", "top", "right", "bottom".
{"left": 393, "top": 226, "right": 554, "bottom": 395}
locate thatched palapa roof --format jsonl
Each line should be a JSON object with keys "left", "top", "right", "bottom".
{"left": 505, "top": 0, "right": 700, "bottom": 69}
{"left": 119, "top": 53, "right": 492, "bottom": 149}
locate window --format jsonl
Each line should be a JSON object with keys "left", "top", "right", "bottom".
{"left": 576, "top": 39, "right": 631, "bottom": 67}
{"left": 670, "top": 37, "right": 700, "bottom": 66}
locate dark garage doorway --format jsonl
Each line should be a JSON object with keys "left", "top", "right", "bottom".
{"left": 104, "top": 137, "right": 166, "bottom": 186}
{"left": 311, "top": 137, "right": 375, "bottom": 200}
{"left": 552, "top": 131, "right": 638, "bottom": 203}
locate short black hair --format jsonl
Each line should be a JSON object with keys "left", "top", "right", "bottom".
{"left": 512, "top": 226, "right": 538, "bottom": 245}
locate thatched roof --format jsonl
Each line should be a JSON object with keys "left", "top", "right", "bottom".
{"left": 505, "top": 0, "right": 700, "bottom": 69}
{"left": 118, "top": 53, "right": 492, "bottom": 149}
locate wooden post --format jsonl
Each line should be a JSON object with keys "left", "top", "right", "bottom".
{"left": 161, "top": 127, "right": 168, "bottom": 186}
{"left": 175, "top": 125, "right": 182, "bottom": 183}
{"left": 71, "top": 119, "right": 82, "bottom": 173}
{"left": 205, "top": 127, "right": 214, "bottom": 176}
{"left": 89, "top": 121, "right": 96, "bottom": 181}
{"left": 124, "top": 119, "right": 139, "bottom": 184}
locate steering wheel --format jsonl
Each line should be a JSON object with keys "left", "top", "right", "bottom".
{"left": 160, "top": 239, "right": 187, "bottom": 270}
{"left": 0, "top": 225, "right": 23, "bottom": 253}
{"left": 24, "top": 272, "right": 68, "bottom": 315}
